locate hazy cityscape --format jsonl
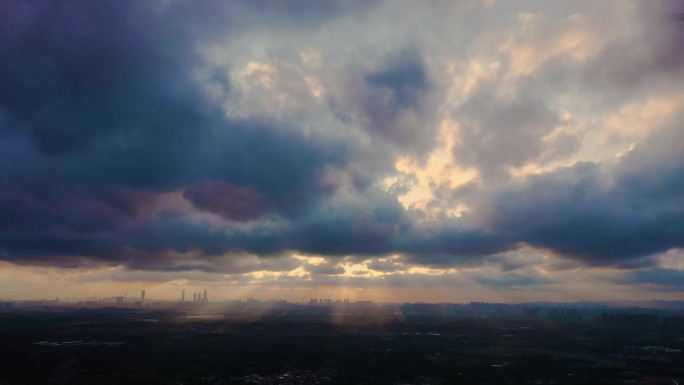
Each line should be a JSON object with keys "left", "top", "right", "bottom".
{"left": 2, "top": 0, "right": 684, "bottom": 384}
{"left": 0, "top": 297, "right": 683, "bottom": 384}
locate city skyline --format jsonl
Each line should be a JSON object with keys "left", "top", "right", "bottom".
{"left": 1, "top": 1, "right": 683, "bottom": 303}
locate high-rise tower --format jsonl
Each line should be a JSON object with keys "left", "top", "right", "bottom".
{"left": 141, "top": 290, "right": 145, "bottom": 303}
{"left": 182, "top": 290, "right": 185, "bottom": 302}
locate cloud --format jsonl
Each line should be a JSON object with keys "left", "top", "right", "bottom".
{"left": 0, "top": 0, "right": 683, "bottom": 299}
{"left": 619, "top": 268, "right": 684, "bottom": 290}
{"left": 183, "top": 180, "right": 267, "bottom": 221}
{"left": 472, "top": 273, "right": 552, "bottom": 290}
{"left": 579, "top": 1, "right": 684, "bottom": 102}
{"left": 304, "top": 262, "right": 346, "bottom": 276}
{"left": 478, "top": 123, "right": 684, "bottom": 264}
{"left": 365, "top": 50, "right": 429, "bottom": 110}
{"left": 366, "top": 257, "right": 407, "bottom": 273}
{"left": 453, "top": 84, "right": 562, "bottom": 180}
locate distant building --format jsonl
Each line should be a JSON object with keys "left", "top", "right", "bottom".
{"left": 141, "top": 289, "right": 145, "bottom": 303}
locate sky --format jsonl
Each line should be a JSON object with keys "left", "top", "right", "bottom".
{"left": 0, "top": 0, "right": 683, "bottom": 303}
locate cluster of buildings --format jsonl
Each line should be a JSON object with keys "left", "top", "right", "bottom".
{"left": 181, "top": 289, "right": 209, "bottom": 304}
{"left": 308, "top": 298, "right": 350, "bottom": 304}
{"left": 11, "top": 288, "right": 214, "bottom": 309}
{"left": 125, "top": 288, "right": 212, "bottom": 306}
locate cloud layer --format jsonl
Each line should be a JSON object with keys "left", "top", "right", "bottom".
{"left": 1, "top": 0, "right": 683, "bottom": 298}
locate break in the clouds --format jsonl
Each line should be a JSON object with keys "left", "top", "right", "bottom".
{"left": 0, "top": 0, "right": 683, "bottom": 300}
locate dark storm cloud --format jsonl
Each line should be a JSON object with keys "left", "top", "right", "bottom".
{"left": 141, "top": 254, "right": 301, "bottom": 276}
{"left": 482, "top": 153, "right": 684, "bottom": 264}
{"left": 85, "top": 122, "right": 683, "bottom": 268}
{"left": 397, "top": 226, "right": 516, "bottom": 266}
{"left": 361, "top": 49, "right": 436, "bottom": 153}
{"left": 118, "top": 189, "right": 411, "bottom": 260}
{"left": 330, "top": 49, "right": 440, "bottom": 156}
{"left": 0, "top": 1, "right": 195, "bottom": 156}
{"left": 399, "top": 119, "right": 684, "bottom": 267}
{"left": 0, "top": 185, "right": 154, "bottom": 232}
{"left": 287, "top": 190, "right": 411, "bottom": 256}
{"left": 0, "top": 8, "right": 345, "bottom": 180}
{"left": 0, "top": 0, "right": 352, "bottom": 193}
{"left": 365, "top": 50, "right": 429, "bottom": 110}
{"left": 0, "top": 0, "right": 683, "bottom": 283}
{"left": 183, "top": 180, "right": 267, "bottom": 221}
{"left": 0, "top": 182, "right": 157, "bottom": 261}
{"left": 0, "top": 0, "right": 204, "bottom": 189}
{"left": 619, "top": 268, "right": 684, "bottom": 290}
{"left": 136, "top": 219, "right": 288, "bottom": 257}
{"left": 0, "top": 0, "right": 361, "bottom": 263}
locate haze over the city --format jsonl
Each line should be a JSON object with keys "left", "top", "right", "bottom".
{"left": 1, "top": 0, "right": 683, "bottom": 303}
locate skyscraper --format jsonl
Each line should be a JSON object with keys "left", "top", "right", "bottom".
{"left": 182, "top": 290, "right": 185, "bottom": 302}
{"left": 203, "top": 289, "right": 208, "bottom": 303}
{"left": 141, "top": 289, "right": 145, "bottom": 303}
